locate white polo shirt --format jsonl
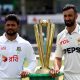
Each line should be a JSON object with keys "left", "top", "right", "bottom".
{"left": 55, "top": 24, "right": 80, "bottom": 75}
{"left": 0, "top": 33, "right": 37, "bottom": 79}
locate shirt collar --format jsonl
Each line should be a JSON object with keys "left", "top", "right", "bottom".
{"left": 65, "top": 24, "right": 79, "bottom": 34}
{"left": 2, "top": 33, "right": 20, "bottom": 42}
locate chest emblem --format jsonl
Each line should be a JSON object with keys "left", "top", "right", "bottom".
{"left": 16, "top": 47, "right": 21, "bottom": 51}
{"left": 16, "top": 47, "right": 21, "bottom": 54}
{"left": 77, "top": 38, "right": 80, "bottom": 45}
{"left": 60, "top": 39, "right": 69, "bottom": 45}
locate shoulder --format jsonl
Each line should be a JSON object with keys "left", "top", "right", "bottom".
{"left": 77, "top": 24, "right": 80, "bottom": 31}
{"left": 57, "top": 29, "right": 65, "bottom": 40}
{"left": 0, "top": 35, "right": 3, "bottom": 39}
{"left": 18, "top": 37, "right": 30, "bottom": 43}
{"left": 76, "top": 23, "right": 80, "bottom": 34}
{"left": 0, "top": 35, "right": 5, "bottom": 42}
{"left": 18, "top": 37, "right": 32, "bottom": 46}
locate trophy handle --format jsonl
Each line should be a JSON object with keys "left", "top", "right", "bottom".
{"left": 34, "top": 24, "right": 44, "bottom": 67}
{"left": 45, "top": 23, "right": 55, "bottom": 68}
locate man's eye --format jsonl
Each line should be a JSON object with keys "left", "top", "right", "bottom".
{"left": 6, "top": 24, "right": 10, "bottom": 26}
{"left": 11, "top": 24, "right": 15, "bottom": 26}
{"left": 6, "top": 24, "right": 15, "bottom": 26}
{"left": 68, "top": 15, "right": 72, "bottom": 17}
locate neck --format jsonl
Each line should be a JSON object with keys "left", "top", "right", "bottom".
{"left": 67, "top": 23, "right": 76, "bottom": 34}
{"left": 5, "top": 34, "right": 17, "bottom": 41}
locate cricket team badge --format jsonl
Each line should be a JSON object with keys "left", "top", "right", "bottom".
{"left": 16, "top": 47, "right": 21, "bottom": 54}
{"left": 77, "top": 38, "right": 80, "bottom": 45}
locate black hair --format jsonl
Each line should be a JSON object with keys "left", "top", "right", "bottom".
{"left": 62, "top": 4, "right": 77, "bottom": 13}
{"left": 5, "top": 14, "right": 19, "bottom": 25}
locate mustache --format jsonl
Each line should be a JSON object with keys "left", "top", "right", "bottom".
{"left": 7, "top": 29, "right": 13, "bottom": 31}
{"left": 65, "top": 20, "right": 71, "bottom": 22}
{"left": 7, "top": 29, "right": 14, "bottom": 32}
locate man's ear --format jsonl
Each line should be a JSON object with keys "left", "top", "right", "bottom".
{"left": 75, "top": 13, "right": 78, "bottom": 19}
{"left": 18, "top": 24, "right": 20, "bottom": 30}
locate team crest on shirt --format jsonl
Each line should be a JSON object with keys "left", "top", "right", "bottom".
{"left": 0, "top": 46, "right": 6, "bottom": 50}
{"left": 16, "top": 47, "right": 21, "bottom": 51}
{"left": 60, "top": 39, "right": 69, "bottom": 45}
{"left": 77, "top": 38, "right": 80, "bottom": 45}
{"left": 16, "top": 47, "right": 21, "bottom": 54}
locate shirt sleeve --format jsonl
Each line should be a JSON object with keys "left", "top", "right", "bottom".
{"left": 55, "top": 35, "right": 63, "bottom": 58}
{"left": 24, "top": 42, "right": 37, "bottom": 73}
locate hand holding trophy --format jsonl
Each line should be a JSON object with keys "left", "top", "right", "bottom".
{"left": 34, "top": 19, "right": 55, "bottom": 74}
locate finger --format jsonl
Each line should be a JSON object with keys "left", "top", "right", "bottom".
{"left": 49, "top": 69, "right": 56, "bottom": 77}
{"left": 50, "top": 69, "right": 59, "bottom": 78}
{"left": 54, "top": 69, "right": 60, "bottom": 74}
{"left": 20, "top": 72, "right": 27, "bottom": 78}
{"left": 49, "top": 69, "right": 54, "bottom": 74}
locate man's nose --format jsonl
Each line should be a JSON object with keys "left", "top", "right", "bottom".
{"left": 8, "top": 25, "right": 13, "bottom": 28}
{"left": 65, "top": 16, "right": 70, "bottom": 21}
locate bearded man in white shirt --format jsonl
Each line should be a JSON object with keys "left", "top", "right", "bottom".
{"left": 50, "top": 4, "right": 80, "bottom": 80}
{"left": 0, "top": 14, "right": 37, "bottom": 80}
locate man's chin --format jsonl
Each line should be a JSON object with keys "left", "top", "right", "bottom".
{"left": 67, "top": 25, "right": 72, "bottom": 27}
{"left": 6, "top": 33, "right": 17, "bottom": 36}
{"left": 65, "top": 24, "right": 74, "bottom": 27}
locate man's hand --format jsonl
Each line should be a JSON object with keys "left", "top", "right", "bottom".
{"left": 49, "top": 57, "right": 62, "bottom": 77}
{"left": 20, "top": 70, "right": 30, "bottom": 78}
{"left": 49, "top": 66, "right": 60, "bottom": 78}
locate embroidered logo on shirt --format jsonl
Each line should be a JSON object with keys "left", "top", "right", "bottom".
{"left": 16, "top": 47, "right": 21, "bottom": 54}
{"left": 60, "top": 39, "right": 69, "bottom": 45}
{"left": 9, "top": 55, "right": 18, "bottom": 62}
{"left": 63, "top": 47, "right": 80, "bottom": 54}
{"left": 0, "top": 46, "right": 6, "bottom": 50}
{"left": 2, "top": 55, "right": 7, "bottom": 62}
{"left": 16, "top": 47, "right": 21, "bottom": 51}
{"left": 77, "top": 38, "right": 80, "bottom": 45}
{"left": 2, "top": 55, "right": 19, "bottom": 62}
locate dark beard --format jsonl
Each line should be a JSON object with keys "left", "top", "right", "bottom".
{"left": 64, "top": 20, "right": 75, "bottom": 27}
{"left": 6, "top": 30, "right": 17, "bottom": 36}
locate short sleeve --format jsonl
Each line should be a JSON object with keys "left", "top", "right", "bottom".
{"left": 55, "top": 35, "right": 63, "bottom": 58}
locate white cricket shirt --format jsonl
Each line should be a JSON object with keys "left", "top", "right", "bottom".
{"left": 0, "top": 33, "right": 37, "bottom": 80}
{"left": 55, "top": 24, "right": 80, "bottom": 79}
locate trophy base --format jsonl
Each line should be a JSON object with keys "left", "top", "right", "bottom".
{"left": 35, "top": 68, "right": 49, "bottom": 74}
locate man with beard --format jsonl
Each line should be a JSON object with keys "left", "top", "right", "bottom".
{"left": 0, "top": 14, "right": 37, "bottom": 80}
{"left": 49, "top": 4, "right": 80, "bottom": 80}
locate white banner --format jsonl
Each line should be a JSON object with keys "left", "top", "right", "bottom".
{"left": 27, "top": 14, "right": 64, "bottom": 24}
{"left": 27, "top": 14, "right": 80, "bottom": 24}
